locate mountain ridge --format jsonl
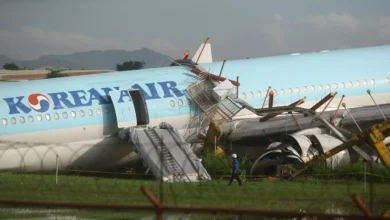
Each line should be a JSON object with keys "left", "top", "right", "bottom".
{"left": 0, "top": 48, "right": 174, "bottom": 70}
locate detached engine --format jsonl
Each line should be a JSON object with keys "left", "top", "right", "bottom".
{"left": 250, "top": 128, "right": 355, "bottom": 176}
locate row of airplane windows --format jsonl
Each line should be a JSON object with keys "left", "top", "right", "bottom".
{"left": 237, "top": 77, "right": 389, "bottom": 100}
{"left": 2, "top": 107, "right": 111, "bottom": 126}
{"left": 1, "top": 98, "right": 192, "bottom": 126}
{"left": 167, "top": 78, "right": 388, "bottom": 107}
{"left": 169, "top": 98, "right": 190, "bottom": 107}
{"left": 2, "top": 77, "right": 389, "bottom": 125}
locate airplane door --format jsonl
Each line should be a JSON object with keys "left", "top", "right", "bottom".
{"left": 109, "top": 89, "right": 149, "bottom": 128}
{"left": 128, "top": 89, "right": 149, "bottom": 126}
{"left": 109, "top": 90, "right": 137, "bottom": 128}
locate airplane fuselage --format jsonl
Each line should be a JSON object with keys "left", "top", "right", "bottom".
{"left": 1, "top": 45, "right": 390, "bottom": 171}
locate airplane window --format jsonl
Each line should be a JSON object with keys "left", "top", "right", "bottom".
{"left": 371, "top": 79, "right": 375, "bottom": 85}
{"left": 250, "top": 92, "right": 254, "bottom": 98}
{"left": 341, "top": 82, "right": 345, "bottom": 88}
{"left": 310, "top": 85, "right": 315, "bottom": 91}
{"left": 20, "top": 116, "right": 25, "bottom": 124}
{"left": 88, "top": 109, "right": 93, "bottom": 116}
{"left": 295, "top": 87, "right": 300, "bottom": 93}
{"left": 71, "top": 111, "right": 76, "bottom": 118}
{"left": 46, "top": 114, "right": 51, "bottom": 121}
{"left": 348, "top": 81, "right": 353, "bottom": 87}
{"left": 303, "top": 86, "right": 308, "bottom": 92}
{"left": 288, "top": 88, "right": 292, "bottom": 94}
{"left": 63, "top": 112, "right": 68, "bottom": 119}
{"left": 104, "top": 107, "right": 109, "bottom": 114}
{"left": 363, "top": 80, "right": 368, "bottom": 86}
{"left": 28, "top": 115, "right": 34, "bottom": 122}
{"left": 80, "top": 110, "right": 85, "bottom": 117}
{"left": 2, "top": 118, "right": 7, "bottom": 125}
{"left": 178, "top": 99, "right": 183, "bottom": 106}
{"left": 187, "top": 99, "right": 191, "bottom": 105}
{"left": 37, "top": 115, "right": 42, "bottom": 121}
{"left": 241, "top": 93, "right": 246, "bottom": 99}
{"left": 326, "top": 84, "right": 330, "bottom": 90}
{"left": 333, "top": 83, "right": 338, "bottom": 89}
{"left": 257, "top": 91, "right": 262, "bottom": 97}
{"left": 318, "top": 85, "right": 323, "bottom": 90}
{"left": 96, "top": 108, "right": 101, "bottom": 115}
{"left": 386, "top": 77, "right": 390, "bottom": 84}
{"left": 54, "top": 113, "right": 59, "bottom": 120}
{"left": 169, "top": 100, "right": 175, "bottom": 107}
{"left": 11, "top": 117, "right": 16, "bottom": 124}
{"left": 279, "top": 89, "right": 285, "bottom": 95}
{"left": 356, "top": 80, "right": 360, "bottom": 87}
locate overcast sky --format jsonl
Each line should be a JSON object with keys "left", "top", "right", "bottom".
{"left": 1, "top": 0, "right": 390, "bottom": 61}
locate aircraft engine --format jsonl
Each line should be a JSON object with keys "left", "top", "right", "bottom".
{"left": 250, "top": 129, "right": 351, "bottom": 176}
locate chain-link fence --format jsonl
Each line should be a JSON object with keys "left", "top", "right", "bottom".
{"left": 0, "top": 130, "right": 389, "bottom": 219}
{"left": 0, "top": 164, "right": 389, "bottom": 219}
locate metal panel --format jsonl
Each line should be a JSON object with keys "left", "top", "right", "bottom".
{"left": 109, "top": 90, "right": 136, "bottom": 128}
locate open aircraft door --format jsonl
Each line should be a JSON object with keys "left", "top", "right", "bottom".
{"left": 109, "top": 89, "right": 149, "bottom": 128}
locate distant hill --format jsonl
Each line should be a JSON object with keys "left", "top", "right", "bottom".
{"left": 0, "top": 48, "right": 174, "bottom": 70}
{"left": 0, "top": 55, "right": 12, "bottom": 66}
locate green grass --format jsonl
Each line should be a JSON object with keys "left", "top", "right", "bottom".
{"left": 0, "top": 171, "right": 389, "bottom": 219}
{"left": 304, "top": 160, "right": 390, "bottom": 182}
{"left": 0, "top": 208, "right": 156, "bottom": 220}
{"left": 200, "top": 148, "right": 390, "bottom": 182}
{"left": 201, "top": 148, "right": 250, "bottom": 179}
{"left": 0, "top": 150, "right": 389, "bottom": 219}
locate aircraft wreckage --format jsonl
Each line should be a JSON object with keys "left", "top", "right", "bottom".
{"left": 168, "top": 58, "right": 390, "bottom": 179}
{"left": 215, "top": 95, "right": 390, "bottom": 177}
{"left": 183, "top": 68, "right": 390, "bottom": 177}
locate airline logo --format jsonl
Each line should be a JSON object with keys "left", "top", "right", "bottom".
{"left": 3, "top": 81, "right": 184, "bottom": 115}
{"left": 28, "top": 93, "right": 51, "bottom": 113}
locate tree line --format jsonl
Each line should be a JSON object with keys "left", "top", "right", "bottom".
{"left": 2, "top": 60, "right": 145, "bottom": 78}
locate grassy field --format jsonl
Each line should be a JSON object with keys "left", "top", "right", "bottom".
{"left": 0, "top": 150, "right": 389, "bottom": 219}
{"left": 0, "top": 171, "right": 389, "bottom": 219}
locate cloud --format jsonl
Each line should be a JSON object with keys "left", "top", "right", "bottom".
{"left": 151, "top": 38, "right": 180, "bottom": 54}
{"left": 0, "top": 26, "right": 179, "bottom": 60}
{"left": 378, "top": 17, "right": 390, "bottom": 38}
{"left": 2, "top": 13, "right": 390, "bottom": 61}
{"left": 300, "top": 13, "right": 360, "bottom": 30}
{"left": 252, "top": 13, "right": 390, "bottom": 57}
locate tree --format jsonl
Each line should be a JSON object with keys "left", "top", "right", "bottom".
{"left": 116, "top": 61, "right": 145, "bottom": 71}
{"left": 2, "top": 62, "right": 20, "bottom": 70}
{"left": 46, "top": 70, "right": 68, "bottom": 78}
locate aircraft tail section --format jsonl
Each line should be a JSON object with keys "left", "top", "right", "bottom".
{"left": 191, "top": 42, "right": 213, "bottom": 64}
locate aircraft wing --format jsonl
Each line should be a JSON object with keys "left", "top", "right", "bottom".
{"left": 170, "top": 38, "right": 213, "bottom": 67}
{"left": 220, "top": 104, "right": 390, "bottom": 142}
{"left": 191, "top": 41, "right": 213, "bottom": 64}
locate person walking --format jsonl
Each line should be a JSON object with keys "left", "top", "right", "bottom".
{"left": 228, "top": 153, "right": 242, "bottom": 186}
